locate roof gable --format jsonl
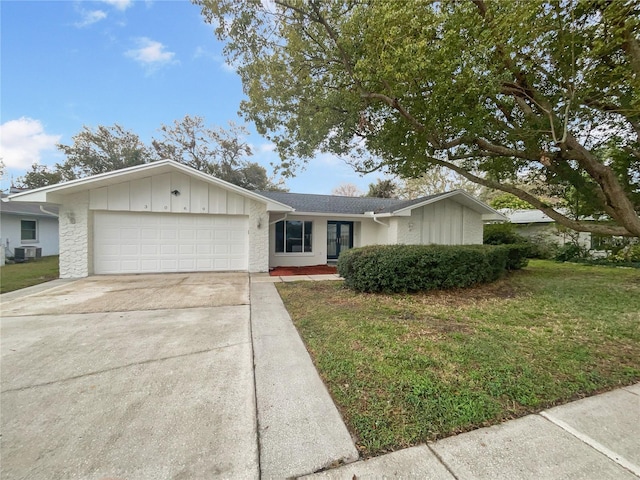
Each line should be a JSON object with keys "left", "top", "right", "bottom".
{"left": 8, "top": 160, "right": 293, "bottom": 212}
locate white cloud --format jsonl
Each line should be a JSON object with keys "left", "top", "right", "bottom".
{"left": 0, "top": 118, "right": 61, "bottom": 169}
{"left": 100, "top": 0, "right": 133, "bottom": 11}
{"left": 126, "top": 37, "right": 176, "bottom": 70}
{"left": 258, "top": 143, "right": 277, "bottom": 153}
{"left": 75, "top": 9, "right": 107, "bottom": 28}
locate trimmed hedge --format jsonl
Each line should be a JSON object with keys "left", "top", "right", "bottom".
{"left": 503, "top": 244, "right": 530, "bottom": 270}
{"left": 337, "top": 244, "right": 513, "bottom": 293}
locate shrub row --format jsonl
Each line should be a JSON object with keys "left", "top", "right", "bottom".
{"left": 337, "top": 244, "right": 527, "bottom": 293}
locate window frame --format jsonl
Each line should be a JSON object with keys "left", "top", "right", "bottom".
{"left": 20, "top": 219, "right": 38, "bottom": 242}
{"left": 275, "top": 220, "right": 313, "bottom": 254}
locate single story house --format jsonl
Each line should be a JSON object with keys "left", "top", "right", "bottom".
{"left": 499, "top": 209, "right": 591, "bottom": 249}
{"left": 8, "top": 160, "right": 505, "bottom": 278}
{"left": 0, "top": 193, "right": 59, "bottom": 265}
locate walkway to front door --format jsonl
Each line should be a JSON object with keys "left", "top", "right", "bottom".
{"left": 327, "top": 221, "right": 353, "bottom": 260}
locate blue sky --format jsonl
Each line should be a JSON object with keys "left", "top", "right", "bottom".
{"left": 0, "top": 0, "right": 382, "bottom": 194}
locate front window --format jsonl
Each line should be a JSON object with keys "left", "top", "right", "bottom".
{"left": 275, "top": 220, "right": 312, "bottom": 253}
{"left": 21, "top": 220, "right": 37, "bottom": 241}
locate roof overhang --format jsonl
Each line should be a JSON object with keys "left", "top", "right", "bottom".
{"left": 392, "top": 190, "right": 507, "bottom": 222}
{"left": 7, "top": 159, "right": 294, "bottom": 213}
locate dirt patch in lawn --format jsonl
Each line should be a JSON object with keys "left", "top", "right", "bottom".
{"left": 269, "top": 265, "right": 338, "bottom": 276}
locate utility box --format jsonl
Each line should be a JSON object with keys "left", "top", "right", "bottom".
{"left": 14, "top": 246, "right": 42, "bottom": 262}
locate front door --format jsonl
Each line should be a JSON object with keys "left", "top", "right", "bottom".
{"left": 327, "top": 221, "right": 354, "bottom": 260}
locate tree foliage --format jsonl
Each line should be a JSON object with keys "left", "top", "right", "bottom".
{"left": 332, "top": 183, "right": 362, "bottom": 197}
{"left": 17, "top": 164, "right": 65, "bottom": 189}
{"left": 17, "top": 117, "right": 285, "bottom": 191}
{"left": 195, "top": 0, "right": 640, "bottom": 236}
{"left": 396, "top": 165, "right": 486, "bottom": 199}
{"left": 489, "top": 193, "right": 535, "bottom": 210}
{"left": 365, "top": 178, "right": 397, "bottom": 198}
{"left": 58, "top": 124, "right": 153, "bottom": 179}
{"left": 152, "top": 115, "right": 284, "bottom": 190}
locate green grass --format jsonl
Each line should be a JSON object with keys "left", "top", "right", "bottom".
{"left": 0, "top": 256, "right": 60, "bottom": 293}
{"left": 277, "top": 260, "right": 640, "bottom": 457}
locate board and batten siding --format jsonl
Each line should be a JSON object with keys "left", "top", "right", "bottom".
{"left": 418, "top": 199, "right": 483, "bottom": 245}
{"left": 88, "top": 173, "right": 249, "bottom": 215}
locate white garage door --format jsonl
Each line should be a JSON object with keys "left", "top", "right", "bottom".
{"left": 94, "top": 211, "right": 248, "bottom": 274}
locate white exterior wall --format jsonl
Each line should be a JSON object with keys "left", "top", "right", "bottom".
{"left": 88, "top": 173, "right": 250, "bottom": 216}
{"left": 462, "top": 206, "right": 484, "bottom": 244}
{"left": 0, "top": 214, "right": 59, "bottom": 257}
{"left": 89, "top": 174, "right": 266, "bottom": 273}
{"left": 358, "top": 219, "right": 387, "bottom": 247}
{"left": 267, "top": 214, "right": 389, "bottom": 268}
{"left": 396, "top": 210, "right": 422, "bottom": 244}
{"left": 248, "top": 200, "right": 269, "bottom": 272}
{"left": 386, "top": 201, "right": 484, "bottom": 246}
{"left": 268, "top": 215, "right": 328, "bottom": 267}
{"left": 420, "top": 199, "right": 464, "bottom": 245}
{"left": 59, "top": 191, "right": 92, "bottom": 278}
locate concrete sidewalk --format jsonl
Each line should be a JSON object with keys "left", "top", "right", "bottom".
{"left": 3, "top": 275, "right": 637, "bottom": 479}
{"left": 250, "top": 276, "right": 639, "bottom": 479}
{"left": 251, "top": 272, "right": 343, "bottom": 283}
{"left": 300, "top": 386, "right": 640, "bottom": 480}
{"left": 250, "top": 281, "right": 358, "bottom": 478}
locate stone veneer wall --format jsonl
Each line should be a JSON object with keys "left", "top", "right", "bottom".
{"left": 59, "top": 191, "right": 92, "bottom": 278}
{"left": 248, "top": 200, "right": 269, "bottom": 272}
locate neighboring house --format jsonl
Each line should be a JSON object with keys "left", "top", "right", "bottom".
{"left": 500, "top": 209, "right": 592, "bottom": 249}
{"left": 8, "top": 160, "right": 505, "bottom": 278}
{"left": 0, "top": 193, "right": 59, "bottom": 265}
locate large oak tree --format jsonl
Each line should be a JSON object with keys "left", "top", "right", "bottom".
{"left": 195, "top": 0, "right": 640, "bottom": 236}
{"left": 18, "top": 118, "right": 285, "bottom": 191}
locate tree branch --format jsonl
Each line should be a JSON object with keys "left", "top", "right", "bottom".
{"left": 429, "top": 155, "right": 637, "bottom": 236}
{"left": 360, "top": 92, "right": 426, "bottom": 132}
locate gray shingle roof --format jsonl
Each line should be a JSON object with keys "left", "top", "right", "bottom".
{"left": 0, "top": 195, "right": 59, "bottom": 217}
{"left": 256, "top": 191, "right": 445, "bottom": 214}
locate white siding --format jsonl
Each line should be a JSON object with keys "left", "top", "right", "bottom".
{"left": 170, "top": 173, "right": 191, "bottom": 213}
{"left": 151, "top": 174, "right": 172, "bottom": 212}
{"left": 0, "top": 215, "right": 59, "bottom": 257}
{"left": 130, "top": 177, "right": 152, "bottom": 212}
{"left": 107, "top": 183, "right": 130, "bottom": 211}
{"left": 88, "top": 175, "right": 249, "bottom": 216}
{"left": 190, "top": 180, "right": 209, "bottom": 214}
{"left": 462, "top": 206, "right": 483, "bottom": 244}
{"left": 420, "top": 199, "right": 464, "bottom": 245}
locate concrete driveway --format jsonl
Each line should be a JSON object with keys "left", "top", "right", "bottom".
{"left": 1, "top": 273, "right": 258, "bottom": 479}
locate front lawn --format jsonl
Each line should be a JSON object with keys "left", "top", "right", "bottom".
{"left": 0, "top": 256, "right": 60, "bottom": 294}
{"left": 277, "top": 260, "right": 640, "bottom": 457}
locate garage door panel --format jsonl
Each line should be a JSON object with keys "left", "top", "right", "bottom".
{"left": 94, "top": 212, "right": 248, "bottom": 274}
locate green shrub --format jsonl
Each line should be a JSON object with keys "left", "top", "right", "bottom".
{"left": 337, "top": 244, "right": 509, "bottom": 293}
{"left": 554, "top": 243, "right": 587, "bottom": 262}
{"left": 503, "top": 244, "right": 530, "bottom": 270}
{"left": 526, "top": 235, "right": 558, "bottom": 259}
{"left": 483, "top": 223, "right": 526, "bottom": 245}
{"left": 612, "top": 244, "right": 640, "bottom": 262}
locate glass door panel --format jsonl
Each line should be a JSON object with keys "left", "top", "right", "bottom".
{"left": 327, "top": 223, "right": 338, "bottom": 258}
{"left": 327, "top": 221, "right": 353, "bottom": 260}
